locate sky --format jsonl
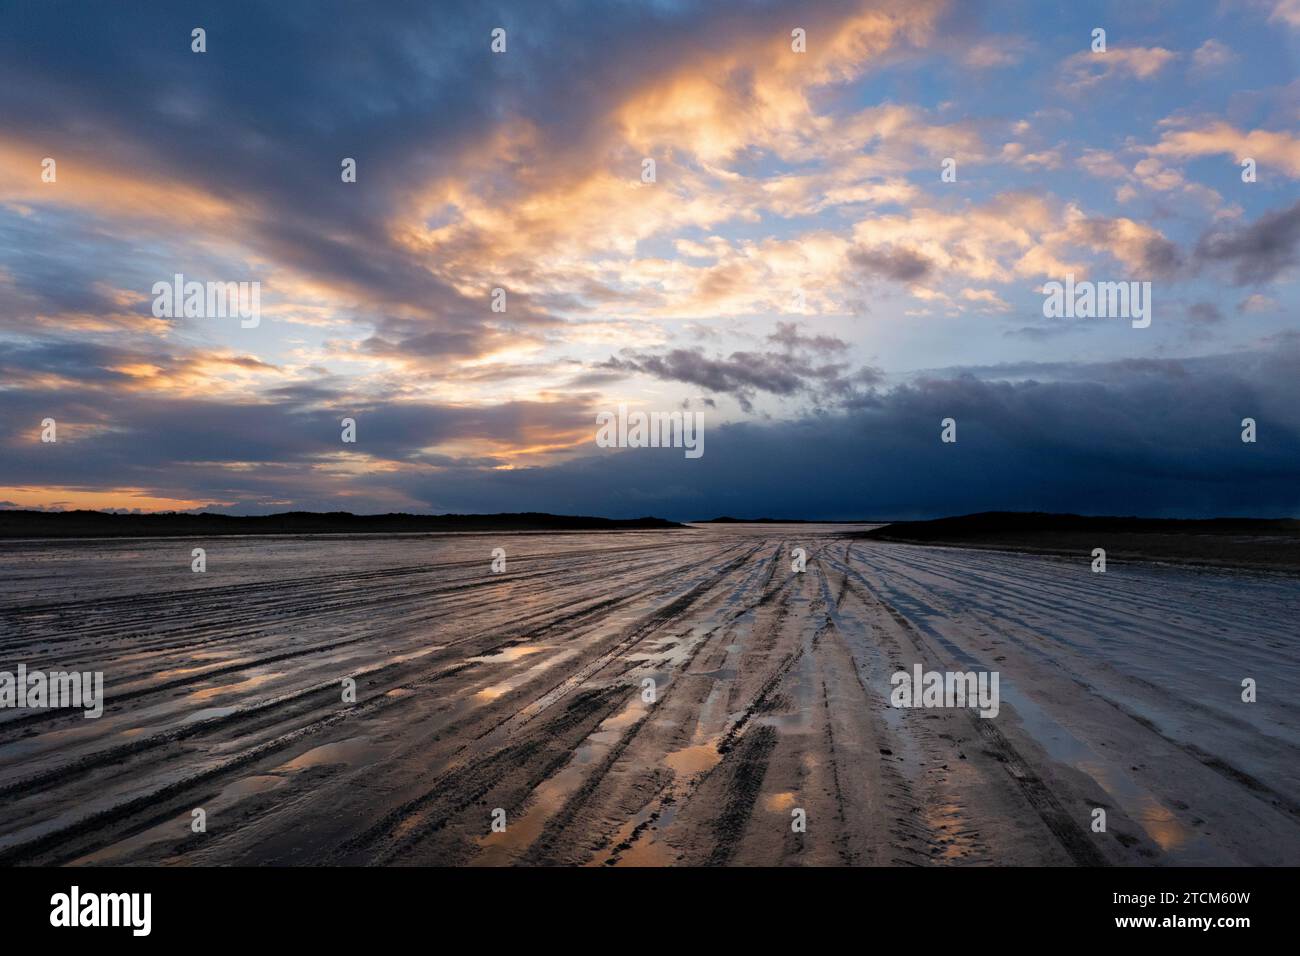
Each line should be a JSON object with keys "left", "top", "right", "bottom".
{"left": 0, "top": 0, "right": 1297, "bottom": 520}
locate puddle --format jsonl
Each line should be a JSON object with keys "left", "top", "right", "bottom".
{"left": 183, "top": 706, "right": 238, "bottom": 724}
{"left": 471, "top": 648, "right": 579, "bottom": 703}
{"left": 664, "top": 743, "right": 720, "bottom": 776}
{"left": 764, "top": 791, "right": 797, "bottom": 812}
{"left": 626, "top": 635, "right": 697, "bottom": 668}
{"left": 468, "top": 645, "right": 544, "bottom": 664}
{"left": 850, "top": 572, "right": 1225, "bottom": 866}
{"left": 1003, "top": 685, "right": 1222, "bottom": 863}
{"left": 188, "top": 671, "right": 283, "bottom": 702}
{"left": 1130, "top": 795, "right": 1193, "bottom": 852}
{"left": 276, "top": 736, "right": 372, "bottom": 772}
{"left": 72, "top": 774, "right": 286, "bottom": 865}
{"left": 600, "top": 801, "right": 680, "bottom": 867}
{"left": 474, "top": 695, "right": 643, "bottom": 865}
{"left": 618, "top": 816, "right": 681, "bottom": 868}
{"left": 387, "top": 645, "right": 445, "bottom": 665}
{"left": 149, "top": 652, "right": 245, "bottom": 678}
{"left": 219, "top": 774, "right": 285, "bottom": 799}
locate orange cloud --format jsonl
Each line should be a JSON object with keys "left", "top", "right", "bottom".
{"left": 1060, "top": 47, "right": 1178, "bottom": 89}
{"left": 1148, "top": 121, "right": 1300, "bottom": 178}
{"left": 386, "top": 3, "right": 959, "bottom": 327}
{"left": 0, "top": 487, "right": 212, "bottom": 512}
{"left": 0, "top": 139, "right": 241, "bottom": 226}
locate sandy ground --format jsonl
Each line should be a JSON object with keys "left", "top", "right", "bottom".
{"left": 0, "top": 524, "right": 1296, "bottom": 866}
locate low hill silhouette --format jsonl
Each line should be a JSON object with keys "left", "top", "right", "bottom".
{"left": 0, "top": 510, "right": 685, "bottom": 539}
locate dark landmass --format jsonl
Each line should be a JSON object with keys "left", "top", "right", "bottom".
{"left": 0, "top": 510, "right": 686, "bottom": 539}
{"left": 694, "top": 516, "right": 881, "bottom": 524}
{"left": 852, "top": 511, "right": 1300, "bottom": 572}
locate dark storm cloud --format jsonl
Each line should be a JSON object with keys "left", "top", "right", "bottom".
{"left": 604, "top": 349, "right": 806, "bottom": 403}
{"left": 603, "top": 348, "right": 878, "bottom": 413}
{"left": 380, "top": 346, "right": 1300, "bottom": 520}
{"left": 1195, "top": 199, "right": 1300, "bottom": 286}
{"left": 602, "top": 331, "right": 882, "bottom": 412}
{"left": 0, "top": 1, "right": 498, "bottom": 217}
{"left": 4, "top": 342, "right": 1296, "bottom": 518}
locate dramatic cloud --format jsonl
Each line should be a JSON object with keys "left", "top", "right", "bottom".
{"left": 352, "top": 348, "right": 1300, "bottom": 520}
{"left": 600, "top": 325, "right": 882, "bottom": 413}
{"left": 1, "top": 1, "right": 1296, "bottom": 516}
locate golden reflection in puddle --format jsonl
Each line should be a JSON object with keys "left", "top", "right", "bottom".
{"left": 470, "top": 649, "right": 577, "bottom": 704}
{"left": 602, "top": 699, "right": 646, "bottom": 731}
{"left": 468, "top": 645, "right": 544, "bottom": 664}
{"left": 604, "top": 796, "right": 682, "bottom": 867}
{"left": 1137, "top": 797, "right": 1190, "bottom": 852}
{"left": 475, "top": 787, "right": 560, "bottom": 865}
{"left": 1080, "top": 759, "right": 1191, "bottom": 855}
{"left": 276, "top": 737, "right": 371, "bottom": 772}
{"left": 618, "top": 835, "right": 674, "bottom": 866}
{"left": 664, "top": 743, "right": 720, "bottom": 776}
{"left": 188, "top": 671, "right": 282, "bottom": 702}
{"left": 148, "top": 654, "right": 234, "bottom": 679}
{"left": 764, "top": 791, "right": 796, "bottom": 812}
{"left": 475, "top": 693, "right": 650, "bottom": 866}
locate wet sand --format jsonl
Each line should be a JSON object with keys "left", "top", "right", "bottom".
{"left": 855, "top": 514, "right": 1300, "bottom": 573}
{"left": 1, "top": 524, "right": 1296, "bottom": 866}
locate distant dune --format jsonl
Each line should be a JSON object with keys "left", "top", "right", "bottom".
{"left": 0, "top": 510, "right": 686, "bottom": 539}
{"left": 854, "top": 511, "right": 1300, "bottom": 572}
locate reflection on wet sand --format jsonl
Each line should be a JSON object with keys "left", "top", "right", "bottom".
{"left": 1, "top": 525, "right": 1295, "bottom": 867}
